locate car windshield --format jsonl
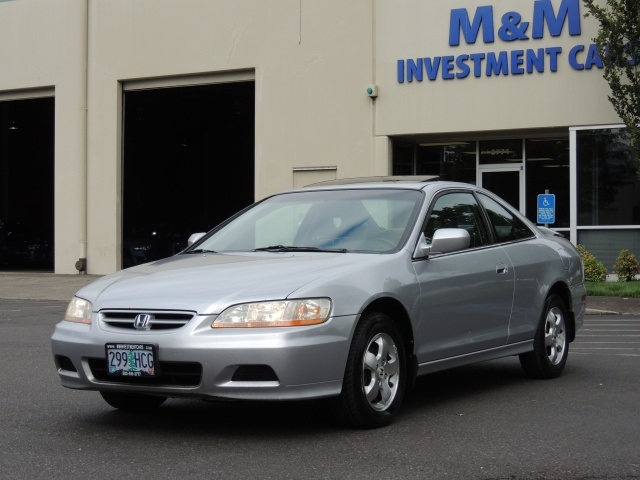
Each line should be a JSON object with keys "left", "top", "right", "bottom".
{"left": 190, "top": 188, "right": 423, "bottom": 253}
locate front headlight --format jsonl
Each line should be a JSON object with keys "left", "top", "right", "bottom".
{"left": 64, "top": 297, "right": 93, "bottom": 324}
{"left": 212, "top": 298, "right": 332, "bottom": 328}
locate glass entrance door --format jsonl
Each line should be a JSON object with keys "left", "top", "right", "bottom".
{"left": 479, "top": 167, "right": 524, "bottom": 213}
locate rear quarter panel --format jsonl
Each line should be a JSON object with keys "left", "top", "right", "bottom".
{"left": 500, "top": 237, "right": 577, "bottom": 343}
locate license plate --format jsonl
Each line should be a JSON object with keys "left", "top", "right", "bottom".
{"left": 106, "top": 343, "right": 158, "bottom": 377}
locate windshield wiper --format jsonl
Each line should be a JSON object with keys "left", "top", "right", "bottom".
{"left": 182, "top": 249, "right": 217, "bottom": 254}
{"left": 254, "top": 245, "right": 347, "bottom": 253}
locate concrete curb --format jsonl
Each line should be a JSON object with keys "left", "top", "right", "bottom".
{"left": 585, "top": 308, "right": 623, "bottom": 316}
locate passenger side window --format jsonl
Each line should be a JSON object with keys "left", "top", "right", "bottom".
{"left": 424, "top": 192, "right": 490, "bottom": 248}
{"left": 478, "top": 194, "right": 534, "bottom": 242}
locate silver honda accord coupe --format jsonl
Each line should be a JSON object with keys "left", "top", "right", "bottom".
{"left": 52, "top": 177, "right": 586, "bottom": 428}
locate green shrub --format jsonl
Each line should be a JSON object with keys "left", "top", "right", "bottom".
{"left": 576, "top": 245, "right": 607, "bottom": 282}
{"left": 613, "top": 249, "right": 639, "bottom": 282}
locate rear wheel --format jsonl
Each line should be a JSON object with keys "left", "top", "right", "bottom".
{"left": 519, "top": 294, "right": 569, "bottom": 379}
{"left": 331, "top": 312, "right": 405, "bottom": 428}
{"left": 100, "top": 391, "right": 167, "bottom": 411}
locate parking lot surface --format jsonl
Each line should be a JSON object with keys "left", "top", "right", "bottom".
{"left": 0, "top": 293, "right": 638, "bottom": 479}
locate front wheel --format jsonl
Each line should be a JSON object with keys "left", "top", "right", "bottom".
{"left": 519, "top": 294, "right": 570, "bottom": 379}
{"left": 100, "top": 391, "right": 167, "bottom": 411}
{"left": 330, "top": 312, "right": 406, "bottom": 428}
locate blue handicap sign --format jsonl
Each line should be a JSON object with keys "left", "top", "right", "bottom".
{"left": 537, "top": 194, "right": 555, "bottom": 224}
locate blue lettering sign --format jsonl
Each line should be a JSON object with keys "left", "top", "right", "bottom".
{"left": 449, "top": 0, "right": 580, "bottom": 46}
{"left": 627, "top": 41, "right": 639, "bottom": 66}
{"left": 569, "top": 45, "right": 585, "bottom": 70}
{"left": 425, "top": 57, "right": 441, "bottom": 80}
{"left": 585, "top": 43, "right": 604, "bottom": 69}
{"left": 397, "top": 0, "right": 593, "bottom": 83}
{"left": 498, "top": 12, "right": 529, "bottom": 41}
{"left": 407, "top": 58, "right": 423, "bottom": 82}
{"left": 526, "top": 48, "right": 545, "bottom": 73}
{"left": 486, "top": 51, "right": 509, "bottom": 76}
{"left": 511, "top": 50, "right": 525, "bottom": 74}
{"left": 456, "top": 55, "right": 471, "bottom": 79}
{"left": 449, "top": 5, "right": 495, "bottom": 46}
{"left": 442, "top": 56, "right": 456, "bottom": 79}
{"left": 545, "top": 46, "right": 562, "bottom": 72}
{"left": 532, "top": 0, "right": 581, "bottom": 39}
{"left": 470, "top": 53, "right": 485, "bottom": 77}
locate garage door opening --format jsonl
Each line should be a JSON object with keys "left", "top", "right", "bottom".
{"left": 0, "top": 97, "right": 55, "bottom": 271}
{"left": 122, "top": 81, "right": 255, "bottom": 268}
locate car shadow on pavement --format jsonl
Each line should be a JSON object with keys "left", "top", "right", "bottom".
{"left": 79, "top": 357, "right": 535, "bottom": 434}
{"left": 401, "top": 357, "right": 534, "bottom": 414}
{"left": 87, "top": 397, "right": 336, "bottom": 435}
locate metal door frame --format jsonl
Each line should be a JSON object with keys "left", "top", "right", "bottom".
{"left": 478, "top": 165, "right": 525, "bottom": 215}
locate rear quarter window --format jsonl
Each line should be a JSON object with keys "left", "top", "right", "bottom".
{"left": 478, "top": 193, "right": 534, "bottom": 243}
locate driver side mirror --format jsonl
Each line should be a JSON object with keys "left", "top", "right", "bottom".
{"left": 187, "top": 232, "right": 206, "bottom": 247}
{"left": 413, "top": 228, "right": 471, "bottom": 258}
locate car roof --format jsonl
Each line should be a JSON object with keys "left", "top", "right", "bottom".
{"left": 308, "top": 175, "right": 438, "bottom": 186}
{"left": 302, "top": 176, "right": 470, "bottom": 192}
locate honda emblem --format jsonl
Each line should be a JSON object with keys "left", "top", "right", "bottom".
{"left": 133, "top": 314, "right": 154, "bottom": 330}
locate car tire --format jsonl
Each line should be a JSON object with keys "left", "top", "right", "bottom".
{"left": 100, "top": 391, "right": 167, "bottom": 411}
{"left": 331, "top": 312, "right": 405, "bottom": 429}
{"left": 519, "top": 294, "right": 570, "bottom": 379}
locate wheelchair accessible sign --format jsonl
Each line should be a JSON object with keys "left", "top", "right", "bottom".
{"left": 537, "top": 194, "right": 555, "bottom": 224}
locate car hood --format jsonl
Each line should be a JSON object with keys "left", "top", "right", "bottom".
{"left": 76, "top": 252, "right": 374, "bottom": 314}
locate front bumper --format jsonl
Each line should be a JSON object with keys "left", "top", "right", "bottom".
{"left": 51, "top": 312, "right": 356, "bottom": 401}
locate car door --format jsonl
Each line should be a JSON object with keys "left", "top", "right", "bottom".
{"left": 413, "top": 190, "right": 515, "bottom": 363}
{"left": 475, "top": 192, "right": 543, "bottom": 344}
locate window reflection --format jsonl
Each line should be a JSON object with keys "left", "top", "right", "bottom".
{"left": 392, "top": 141, "right": 476, "bottom": 183}
{"left": 479, "top": 139, "right": 522, "bottom": 164}
{"left": 392, "top": 142, "right": 414, "bottom": 175}
{"left": 577, "top": 129, "right": 640, "bottom": 226}
{"left": 525, "top": 137, "right": 570, "bottom": 228}
{"left": 578, "top": 229, "right": 640, "bottom": 270}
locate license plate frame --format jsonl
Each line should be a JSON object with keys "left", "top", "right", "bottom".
{"left": 105, "top": 343, "right": 159, "bottom": 378}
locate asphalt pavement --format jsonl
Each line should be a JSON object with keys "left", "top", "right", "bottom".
{"left": 1, "top": 271, "right": 639, "bottom": 314}
{"left": 0, "top": 272, "right": 100, "bottom": 301}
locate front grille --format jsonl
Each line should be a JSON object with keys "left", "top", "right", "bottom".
{"left": 88, "top": 358, "right": 202, "bottom": 386}
{"left": 100, "top": 310, "right": 195, "bottom": 331}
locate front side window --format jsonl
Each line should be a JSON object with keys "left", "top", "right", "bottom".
{"left": 424, "top": 192, "right": 490, "bottom": 248}
{"left": 478, "top": 194, "right": 534, "bottom": 242}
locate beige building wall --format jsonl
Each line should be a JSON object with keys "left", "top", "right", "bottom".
{"left": 0, "top": 0, "right": 87, "bottom": 275}
{"left": 86, "top": 0, "right": 376, "bottom": 273}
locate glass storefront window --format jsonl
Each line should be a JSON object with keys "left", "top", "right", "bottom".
{"left": 392, "top": 142, "right": 414, "bottom": 175}
{"left": 479, "top": 139, "right": 522, "bottom": 164}
{"left": 577, "top": 128, "right": 640, "bottom": 226}
{"left": 392, "top": 135, "right": 572, "bottom": 230}
{"left": 578, "top": 229, "right": 640, "bottom": 271}
{"left": 525, "top": 137, "right": 570, "bottom": 228}
{"left": 392, "top": 141, "right": 476, "bottom": 183}
{"left": 416, "top": 143, "right": 476, "bottom": 183}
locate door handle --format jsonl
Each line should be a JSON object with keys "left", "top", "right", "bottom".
{"left": 496, "top": 263, "right": 508, "bottom": 275}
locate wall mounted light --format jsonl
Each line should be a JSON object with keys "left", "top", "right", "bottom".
{"left": 365, "top": 85, "right": 378, "bottom": 98}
